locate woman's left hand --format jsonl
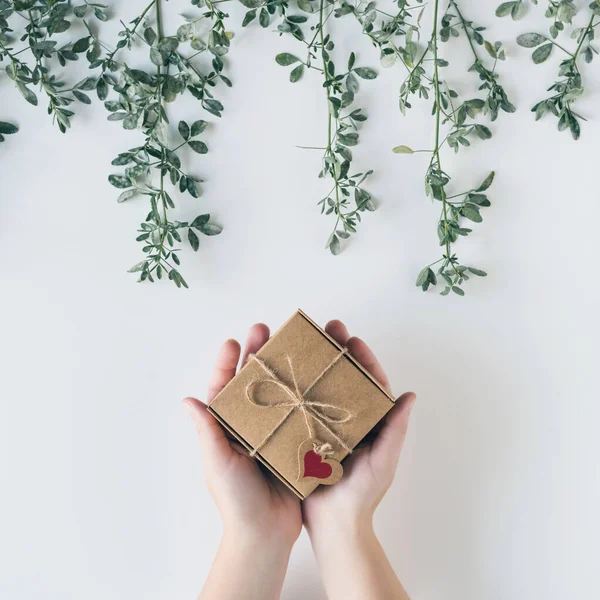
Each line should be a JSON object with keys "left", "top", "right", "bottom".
{"left": 185, "top": 323, "right": 302, "bottom": 549}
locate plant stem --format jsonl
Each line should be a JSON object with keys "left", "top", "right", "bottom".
{"left": 572, "top": 13, "right": 596, "bottom": 64}
{"left": 547, "top": 38, "right": 574, "bottom": 57}
{"left": 104, "top": 0, "right": 157, "bottom": 66}
{"left": 318, "top": 0, "right": 341, "bottom": 231}
{"left": 449, "top": 0, "right": 480, "bottom": 64}
{"left": 155, "top": 0, "right": 163, "bottom": 39}
{"left": 431, "top": 0, "right": 451, "bottom": 263}
{"left": 153, "top": 0, "right": 170, "bottom": 268}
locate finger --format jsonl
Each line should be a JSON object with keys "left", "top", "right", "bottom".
{"left": 207, "top": 339, "right": 241, "bottom": 402}
{"left": 230, "top": 441, "right": 250, "bottom": 456}
{"left": 370, "top": 392, "right": 416, "bottom": 469}
{"left": 325, "top": 320, "right": 350, "bottom": 347}
{"left": 184, "top": 397, "right": 232, "bottom": 464}
{"left": 346, "top": 336, "right": 391, "bottom": 392}
{"left": 241, "top": 323, "right": 270, "bottom": 366}
{"left": 266, "top": 470, "right": 300, "bottom": 504}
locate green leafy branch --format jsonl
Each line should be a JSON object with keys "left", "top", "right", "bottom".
{"left": 394, "top": 0, "right": 510, "bottom": 295}
{"left": 0, "top": 1, "right": 108, "bottom": 136}
{"left": 515, "top": 3, "right": 600, "bottom": 140}
{"left": 240, "top": 0, "right": 378, "bottom": 254}
{"left": 87, "top": 0, "right": 229, "bottom": 286}
{"left": 334, "top": 0, "right": 425, "bottom": 71}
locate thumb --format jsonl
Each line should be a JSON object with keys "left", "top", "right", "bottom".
{"left": 370, "top": 392, "right": 416, "bottom": 471}
{"left": 184, "top": 397, "right": 232, "bottom": 467}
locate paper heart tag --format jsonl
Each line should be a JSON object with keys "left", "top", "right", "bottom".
{"left": 297, "top": 438, "right": 343, "bottom": 485}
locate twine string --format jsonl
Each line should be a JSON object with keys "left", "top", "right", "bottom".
{"left": 244, "top": 351, "right": 354, "bottom": 457}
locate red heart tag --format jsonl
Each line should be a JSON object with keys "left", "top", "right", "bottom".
{"left": 297, "top": 439, "right": 343, "bottom": 485}
{"left": 303, "top": 450, "right": 333, "bottom": 479}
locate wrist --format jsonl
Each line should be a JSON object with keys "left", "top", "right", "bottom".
{"left": 306, "top": 513, "right": 375, "bottom": 552}
{"left": 222, "top": 523, "right": 297, "bottom": 555}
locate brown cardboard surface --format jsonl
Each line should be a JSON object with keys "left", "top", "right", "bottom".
{"left": 207, "top": 310, "right": 395, "bottom": 499}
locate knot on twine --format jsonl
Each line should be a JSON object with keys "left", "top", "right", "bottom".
{"left": 244, "top": 351, "right": 354, "bottom": 458}
{"left": 312, "top": 442, "right": 334, "bottom": 457}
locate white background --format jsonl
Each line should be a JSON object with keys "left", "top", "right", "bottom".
{"left": 1, "top": 1, "right": 598, "bottom": 598}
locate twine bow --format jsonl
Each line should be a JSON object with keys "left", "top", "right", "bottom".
{"left": 245, "top": 351, "right": 354, "bottom": 458}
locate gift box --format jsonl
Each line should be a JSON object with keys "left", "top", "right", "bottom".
{"left": 207, "top": 310, "right": 395, "bottom": 499}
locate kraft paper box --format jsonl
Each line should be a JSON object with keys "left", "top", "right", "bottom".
{"left": 207, "top": 310, "right": 395, "bottom": 499}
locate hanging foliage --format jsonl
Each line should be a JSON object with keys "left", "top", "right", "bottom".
{"left": 2, "top": 1, "right": 596, "bottom": 293}
{"left": 0, "top": 0, "right": 108, "bottom": 136}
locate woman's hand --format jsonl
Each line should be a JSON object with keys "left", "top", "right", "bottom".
{"left": 185, "top": 323, "right": 302, "bottom": 545}
{"left": 185, "top": 324, "right": 302, "bottom": 600}
{"left": 302, "top": 320, "right": 416, "bottom": 600}
{"left": 302, "top": 319, "right": 415, "bottom": 531}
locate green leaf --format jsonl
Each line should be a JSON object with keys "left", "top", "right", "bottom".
{"left": 191, "top": 120, "right": 208, "bottom": 136}
{"left": 178, "top": 120, "right": 190, "bottom": 140}
{"left": 475, "top": 124, "right": 492, "bottom": 140}
{"left": 73, "top": 90, "right": 91, "bottom": 104}
{"left": 191, "top": 214, "right": 210, "bottom": 229}
{"left": 198, "top": 222, "right": 223, "bottom": 236}
{"left": 96, "top": 78, "right": 108, "bottom": 101}
{"left": 94, "top": 8, "right": 107, "bottom": 21}
{"left": 145, "top": 27, "right": 157, "bottom": 45}
{"left": 516, "top": 33, "right": 546, "bottom": 48}
{"left": 108, "top": 175, "right": 132, "bottom": 189}
{"left": 346, "top": 73, "right": 359, "bottom": 93}
{"left": 72, "top": 37, "right": 90, "bottom": 53}
{"left": 511, "top": 0, "right": 527, "bottom": 19}
{"left": 117, "top": 189, "right": 136, "bottom": 203}
{"left": 187, "top": 179, "right": 200, "bottom": 198}
{"left": 0, "top": 122, "right": 18, "bottom": 135}
{"left": 328, "top": 234, "right": 341, "bottom": 255}
{"left": 188, "top": 228, "right": 200, "bottom": 251}
{"left": 462, "top": 204, "right": 483, "bottom": 223}
{"left": 338, "top": 133, "right": 359, "bottom": 146}
{"left": 128, "top": 261, "right": 147, "bottom": 273}
{"left": 476, "top": 171, "right": 495, "bottom": 191}
{"left": 189, "top": 140, "right": 208, "bottom": 154}
{"left": 495, "top": 2, "right": 516, "bottom": 18}
{"left": 532, "top": 43, "right": 552, "bottom": 64}
{"left": 452, "top": 286, "right": 465, "bottom": 296}
{"left": 354, "top": 67, "right": 377, "bottom": 80}
{"left": 275, "top": 53, "right": 300, "bottom": 66}
{"left": 242, "top": 10, "right": 256, "bottom": 26}
{"left": 468, "top": 267, "right": 487, "bottom": 277}
{"left": 150, "top": 46, "right": 165, "bottom": 66}
{"left": 122, "top": 114, "right": 139, "bottom": 130}
{"left": 177, "top": 23, "right": 193, "bottom": 41}
{"left": 87, "top": 41, "right": 101, "bottom": 62}
{"left": 416, "top": 267, "right": 430, "bottom": 287}
{"left": 17, "top": 83, "right": 38, "bottom": 106}
{"left": 290, "top": 64, "right": 304, "bottom": 82}
{"left": 259, "top": 8, "right": 270, "bottom": 27}
{"left": 238, "top": 0, "right": 262, "bottom": 7}
{"left": 569, "top": 116, "right": 580, "bottom": 140}
{"left": 297, "top": 0, "right": 313, "bottom": 12}
{"left": 392, "top": 145, "right": 414, "bottom": 154}
{"left": 204, "top": 98, "right": 224, "bottom": 117}
{"left": 348, "top": 52, "right": 356, "bottom": 70}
